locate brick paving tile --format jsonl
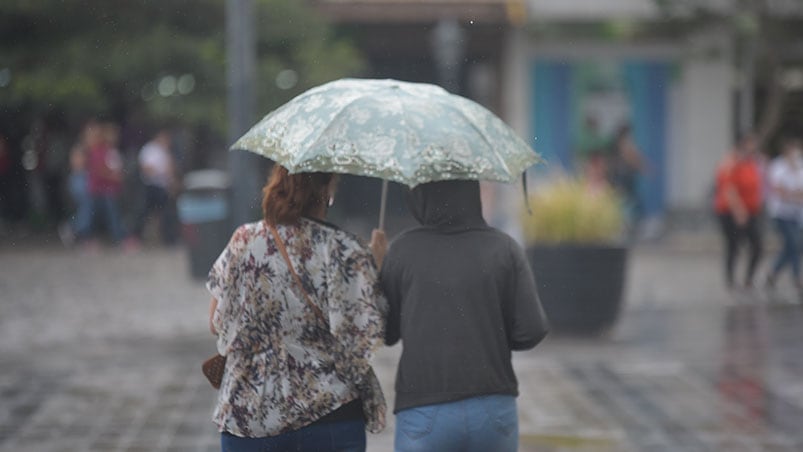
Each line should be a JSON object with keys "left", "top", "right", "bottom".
{"left": 2, "top": 244, "right": 803, "bottom": 451}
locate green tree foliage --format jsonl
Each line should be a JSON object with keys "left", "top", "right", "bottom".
{"left": 0, "top": 0, "right": 364, "bottom": 140}
{"left": 652, "top": 0, "right": 802, "bottom": 144}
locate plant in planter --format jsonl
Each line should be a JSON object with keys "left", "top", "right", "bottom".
{"left": 521, "top": 178, "right": 628, "bottom": 335}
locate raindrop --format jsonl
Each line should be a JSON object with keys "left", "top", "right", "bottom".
{"left": 0, "top": 68, "right": 10, "bottom": 87}
{"left": 276, "top": 69, "right": 299, "bottom": 90}
{"left": 177, "top": 74, "right": 196, "bottom": 95}
{"left": 158, "top": 76, "right": 177, "bottom": 97}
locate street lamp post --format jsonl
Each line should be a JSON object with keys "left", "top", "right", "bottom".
{"left": 226, "top": 0, "right": 262, "bottom": 227}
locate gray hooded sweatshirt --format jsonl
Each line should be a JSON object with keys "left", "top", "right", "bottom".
{"left": 380, "top": 180, "right": 549, "bottom": 413}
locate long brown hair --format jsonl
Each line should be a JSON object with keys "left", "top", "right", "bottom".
{"left": 262, "top": 165, "right": 334, "bottom": 225}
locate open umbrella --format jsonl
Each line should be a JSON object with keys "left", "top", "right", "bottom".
{"left": 232, "top": 78, "right": 542, "bottom": 227}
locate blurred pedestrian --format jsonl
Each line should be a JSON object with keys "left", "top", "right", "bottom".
{"left": 80, "top": 122, "right": 126, "bottom": 246}
{"left": 608, "top": 123, "right": 646, "bottom": 237}
{"left": 379, "top": 180, "right": 549, "bottom": 452}
{"left": 207, "top": 166, "right": 387, "bottom": 451}
{"left": 584, "top": 150, "right": 610, "bottom": 193}
{"left": 713, "top": 133, "right": 764, "bottom": 289}
{"left": 58, "top": 122, "right": 94, "bottom": 246}
{"left": 765, "top": 138, "right": 803, "bottom": 291}
{"left": 577, "top": 115, "right": 607, "bottom": 162}
{"left": 127, "top": 130, "right": 178, "bottom": 248}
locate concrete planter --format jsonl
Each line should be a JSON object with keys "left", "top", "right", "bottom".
{"left": 527, "top": 244, "right": 628, "bottom": 336}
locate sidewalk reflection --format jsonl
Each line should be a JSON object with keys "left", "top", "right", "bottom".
{"left": 718, "top": 305, "right": 768, "bottom": 432}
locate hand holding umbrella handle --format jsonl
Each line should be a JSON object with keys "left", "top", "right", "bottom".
{"left": 372, "top": 180, "right": 389, "bottom": 268}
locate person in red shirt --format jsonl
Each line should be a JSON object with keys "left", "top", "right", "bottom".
{"left": 713, "top": 133, "right": 764, "bottom": 289}
{"left": 80, "top": 121, "right": 126, "bottom": 245}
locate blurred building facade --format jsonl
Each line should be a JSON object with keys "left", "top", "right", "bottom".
{"left": 313, "top": 0, "right": 803, "bottom": 225}
{"left": 508, "top": 0, "right": 727, "bottom": 220}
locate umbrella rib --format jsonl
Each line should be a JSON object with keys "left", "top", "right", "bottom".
{"left": 297, "top": 95, "right": 371, "bottom": 166}
{"left": 232, "top": 87, "right": 326, "bottom": 154}
{"left": 437, "top": 97, "right": 513, "bottom": 176}
{"left": 392, "top": 86, "right": 415, "bottom": 180}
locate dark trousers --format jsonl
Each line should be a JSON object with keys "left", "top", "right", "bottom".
{"left": 132, "top": 184, "right": 177, "bottom": 244}
{"left": 220, "top": 419, "right": 365, "bottom": 452}
{"left": 718, "top": 213, "right": 763, "bottom": 287}
{"left": 770, "top": 217, "right": 801, "bottom": 283}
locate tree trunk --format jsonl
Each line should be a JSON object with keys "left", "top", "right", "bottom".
{"left": 755, "top": 36, "right": 787, "bottom": 148}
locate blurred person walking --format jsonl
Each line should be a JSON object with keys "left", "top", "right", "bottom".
{"left": 128, "top": 130, "right": 178, "bottom": 247}
{"left": 764, "top": 138, "right": 803, "bottom": 291}
{"left": 585, "top": 150, "right": 610, "bottom": 193}
{"left": 79, "top": 122, "right": 126, "bottom": 246}
{"left": 58, "top": 122, "right": 94, "bottom": 246}
{"left": 713, "top": 134, "right": 764, "bottom": 289}
{"left": 379, "top": 180, "right": 549, "bottom": 452}
{"left": 609, "top": 123, "right": 647, "bottom": 237}
{"left": 207, "top": 166, "right": 387, "bottom": 452}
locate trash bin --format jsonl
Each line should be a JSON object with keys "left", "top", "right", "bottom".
{"left": 177, "top": 170, "right": 231, "bottom": 280}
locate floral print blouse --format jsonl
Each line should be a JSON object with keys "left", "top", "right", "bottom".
{"left": 206, "top": 218, "right": 387, "bottom": 437}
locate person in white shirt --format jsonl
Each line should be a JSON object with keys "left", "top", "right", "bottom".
{"left": 129, "top": 130, "right": 177, "bottom": 246}
{"left": 765, "top": 138, "right": 803, "bottom": 291}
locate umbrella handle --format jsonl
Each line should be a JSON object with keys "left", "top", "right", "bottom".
{"left": 378, "top": 179, "right": 389, "bottom": 230}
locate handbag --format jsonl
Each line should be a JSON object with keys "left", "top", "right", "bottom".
{"left": 269, "top": 225, "right": 386, "bottom": 433}
{"left": 201, "top": 353, "right": 226, "bottom": 389}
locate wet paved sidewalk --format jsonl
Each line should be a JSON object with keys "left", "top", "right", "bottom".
{"left": 1, "top": 243, "right": 802, "bottom": 451}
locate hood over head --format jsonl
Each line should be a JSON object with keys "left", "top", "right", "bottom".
{"left": 406, "top": 180, "right": 487, "bottom": 229}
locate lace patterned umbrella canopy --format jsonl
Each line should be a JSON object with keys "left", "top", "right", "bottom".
{"left": 231, "top": 78, "right": 542, "bottom": 226}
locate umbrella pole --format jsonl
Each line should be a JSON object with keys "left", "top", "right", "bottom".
{"left": 378, "top": 180, "right": 389, "bottom": 230}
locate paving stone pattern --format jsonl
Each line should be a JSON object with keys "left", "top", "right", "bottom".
{"left": 1, "top": 244, "right": 803, "bottom": 451}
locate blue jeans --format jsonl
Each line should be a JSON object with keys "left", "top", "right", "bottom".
{"left": 221, "top": 419, "right": 366, "bottom": 452}
{"left": 89, "top": 194, "right": 125, "bottom": 243}
{"left": 771, "top": 217, "right": 801, "bottom": 281}
{"left": 69, "top": 173, "right": 93, "bottom": 236}
{"left": 394, "top": 395, "right": 518, "bottom": 452}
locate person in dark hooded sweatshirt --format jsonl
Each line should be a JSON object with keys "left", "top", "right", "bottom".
{"left": 379, "top": 179, "right": 549, "bottom": 452}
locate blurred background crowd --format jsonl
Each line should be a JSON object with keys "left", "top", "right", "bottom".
{"left": 1, "top": 0, "right": 803, "bottom": 264}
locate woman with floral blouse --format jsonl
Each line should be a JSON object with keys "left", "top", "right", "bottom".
{"left": 207, "top": 166, "right": 388, "bottom": 452}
